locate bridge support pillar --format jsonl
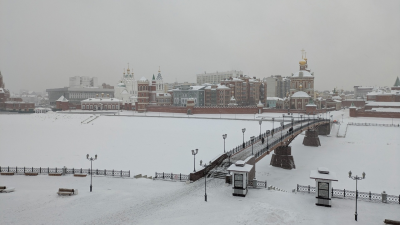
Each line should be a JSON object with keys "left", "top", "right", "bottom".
{"left": 270, "top": 146, "right": 296, "bottom": 170}
{"left": 303, "top": 129, "right": 321, "bottom": 146}
{"left": 317, "top": 123, "right": 331, "bottom": 135}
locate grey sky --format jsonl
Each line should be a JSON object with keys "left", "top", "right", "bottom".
{"left": 1, "top": 0, "right": 399, "bottom": 92}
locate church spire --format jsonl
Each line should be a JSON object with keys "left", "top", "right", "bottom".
{"left": 394, "top": 76, "right": 400, "bottom": 87}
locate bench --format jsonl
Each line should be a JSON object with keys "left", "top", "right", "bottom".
{"left": 57, "top": 188, "right": 78, "bottom": 196}
{"left": 49, "top": 173, "right": 62, "bottom": 176}
{"left": 385, "top": 219, "right": 400, "bottom": 225}
{"left": 1, "top": 172, "right": 14, "bottom": 176}
{"left": 25, "top": 172, "right": 38, "bottom": 176}
{"left": 74, "top": 173, "right": 87, "bottom": 177}
{"left": 0, "top": 186, "right": 15, "bottom": 193}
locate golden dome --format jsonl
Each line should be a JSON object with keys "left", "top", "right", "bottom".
{"left": 299, "top": 84, "right": 303, "bottom": 88}
{"left": 299, "top": 60, "right": 306, "bottom": 65}
{"left": 304, "top": 57, "right": 307, "bottom": 61}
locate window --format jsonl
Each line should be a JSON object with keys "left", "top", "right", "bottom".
{"left": 90, "top": 105, "right": 93, "bottom": 109}
{"left": 234, "top": 174, "right": 243, "bottom": 188}
{"left": 82, "top": 105, "right": 85, "bottom": 109}
{"left": 108, "top": 105, "right": 111, "bottom": 109}
{"left": 112, "top": 105, "right": 115, "bottom": 109}
{"left": 318, "top": 182, "right": 329, "bottom": 199}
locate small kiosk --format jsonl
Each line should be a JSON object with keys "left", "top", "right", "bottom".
{"left": 227, "top": 160, "right": 253, "bottom": 197}
{"left": 310, "top": 167, "right": 338, "bottom": 207}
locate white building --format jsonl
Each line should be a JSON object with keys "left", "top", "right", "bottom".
{"left": 114, "top": 68, "right": 138, "bottom": 105}
{"left": 81, "top": 95, "right": 122, "bottom": 110}
{"left": 196, "top": 70, "right": 243, "bottom": 85}
{"left": 69, "top": 76, "right": 98, "bottom": 88}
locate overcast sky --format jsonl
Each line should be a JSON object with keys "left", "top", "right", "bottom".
{"left": 1, "top": 0, "right": 399, "bottom": 92}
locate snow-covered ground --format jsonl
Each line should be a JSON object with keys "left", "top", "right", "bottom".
{"left": 1, "top": 110, "right": 399, "bottom": 224}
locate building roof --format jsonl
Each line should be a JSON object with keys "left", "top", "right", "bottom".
{"left": 291, "top": 91, "right": 310, "bottom": 98}
{"left": 371, "top": 108, "right": 400, "bottom": 113}
{"left": 0, "top": 88, "right": 4, "bottom": 94}
{"left": 267, "top": 97, "right": 283, "bottom": 101}
{"left": 366, "top": 102, "right": 400, "bottom": 107}
{"left": 227, "top": 163, "right": 253, "bottom": 173}
{"left": 56, "top": 96, "right": 68, "bottom": 102}
{"left": 139, "top": 77, "right": 148, "bottom": 82}
{"left": 156, "top": 93, "right": 171, "bottom": 97}
{"left": 310, "top": 170, "right": 338, "bottom": 181}
{"left": 81, "top": 98, "right": 122, "bottom": 103}
{"left": 292, "top": 70, "right": 313, "bottom": 78}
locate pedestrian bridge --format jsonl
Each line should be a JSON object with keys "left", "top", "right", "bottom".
{"left": 228, "top": 118, "right": 331, "bottom": 169}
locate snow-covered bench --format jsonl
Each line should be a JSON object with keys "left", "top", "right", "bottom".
{"left": 0, "top": 186, "right": 15, "bottom": 193}
{"left": 0, "top": 172, "right": 14, "bottom": 176}
{"left": 25, "top": 172, "right": 38, "bottom": 176}
{"left": 73, "top": 173, "right": 87, "bottom": 177}
{"left": 57, "top": 188, "right": 78, "bottom": 196}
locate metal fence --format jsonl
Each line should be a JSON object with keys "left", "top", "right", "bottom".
{"left": 297, "top": 184, "right": 400, "bottom": 204}
{"left": 154, "top": 172, "right": 189, "bottom": 182}
{"left": 0, "top": 166, "right": 130, "bottom": 177}
{"left": 348, "top": 122, "right": 400, "bottom": 127}
{"left": 248, "top": 180, "right": 268, "bottom": 188}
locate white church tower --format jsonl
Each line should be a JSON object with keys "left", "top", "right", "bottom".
{"left": 114, "top": 65, "right": 138, "bottom": 104}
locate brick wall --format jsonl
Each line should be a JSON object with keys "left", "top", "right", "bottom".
{"left": 376, "top": 95, "right": 395, "bottom": 102}
{"left": 350, "top": 108, "right": 400, "bottom": 118}
{"left": 342, "top": 100, "right": 365, "bottom": 107}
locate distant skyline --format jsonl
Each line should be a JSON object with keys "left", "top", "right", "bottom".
{"left": 1, "top": 0, "right": 399, "bottom": 92}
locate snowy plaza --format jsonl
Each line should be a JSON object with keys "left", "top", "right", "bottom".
{"left": 0, "top": 110, "right": 399, "bottom": 224}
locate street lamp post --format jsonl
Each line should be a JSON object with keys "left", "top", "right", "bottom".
{"left": 204, "top": 163, "right": 210, "bottom": 202}
{"left": 222, "top": 134, "right": 227, "bottom": 153}
{"left": 300, "top": 115, "right": 303, "bottom": 128}
{"left": 342, "top": 113, "right": 344, "bottom": 123}
{"left": 259, "top": 120, "right": 262, "bottom": 139}
{"left": 348, "top": 171, "right": 366, "bottom": 221}
{"left": 191, "top": 149, "right": 198, "bottom": 172}
{"left": 266, "top": 130, "right": 270, "bottom": 149}
{"left": 250, "top": 136, "right": 255, "bottom": 155}
{"left": 291, "top": 118, "right": 294, "bottom": 134}
{"left": 242, "top": 128, "right": 246, "bottom": 148}
{"left": 86, "top": 154, "right": 97, "bottom": 192}
{"left": 272, "top": 118, "right": 275, "bottom": 137}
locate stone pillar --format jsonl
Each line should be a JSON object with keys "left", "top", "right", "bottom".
{"left": 303, "top": 129, "right": 321, "bottom": 146}
{"left": 317, "top": 123, "right": 331, "bottom": 135}
{"left": 270, "top": 146, "right": 296, "bottom": 170}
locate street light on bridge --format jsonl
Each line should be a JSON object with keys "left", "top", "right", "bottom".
{"left": 222, "top": 134, "right": 227, "bottom": 153}
{"left": 242, "top": 128, "right": 246, "bottom": 148}
{"left": 250, "top": 136, "right": 255, "bottom": 155}
{"left": 258, "top": 119, "right": 262, "bottom": 139}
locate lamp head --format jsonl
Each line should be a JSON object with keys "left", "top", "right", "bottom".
{"left": 200, "top": 160, "right": 202, "bottom": 166}
{"left": 259, "top": 120, "right": 262, "bottom": 125}
{"left": 95, "top": 154, "right": 97, "bottom": 160}
{"left": 348, "top": 171, "right": 352, "bottom": 178}
{"left": 242, "top": 128, "right": 246, "bottom": 133}
{"left": 362, "top": 172, "right": 365, "bottom": 179}
{"left": 86, "top": 154, "right": 89, "bottom": 159}
{"left": 191, "top": 150, "right": 194, "bottom": 155}
{"left": 195, "top": 149, "right": 198, "bottom": 154}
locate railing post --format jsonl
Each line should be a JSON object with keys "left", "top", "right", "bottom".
{"left": 8, "top": 166, "right": 9, "bottom": 172}
{"left": 80, "top": 168, "right": 82, "bottom": 173}
{"left": 96, "top": 169, "right": 98, "bottom": 175}
{"left": 24, "top": 167, "right": 25, "bottom": 173}
{"left": 369, "top": 191, "right": 371, "bottom": 201}
{"left": 155, "top": 172, "right": 157, "bottom": 178}
{"left": 163, "top": 172, "right": 164, "bottom": 179}
{"left": 180, "top": 173, "right": 181, "bottom": 181}
{"left": 40, "top": 167, "right": 41, "bottom": 173}
{"left": 32, "top": 167, "right": 33, "bottom": 172}
{"left": 331, "top": 187, "right": 333, "bottom": 197}
{"left": 121, "top": 170, "right": 122, "bottom": 177}
{"left": 171, "top": 173, "right": 173, "bottom": 180}
{"left": 104, "top": 169, "right": 106, "bottom": 176}
{"left": 129, "top": 170, "right": 130, "bottom": 177}
{"left": 308, "top": 185, "right": 310, "bottom": 193}
{"left": 56, "top": 167, "right": 57, "bottom": 173}
{"left": 344, "top": 189, "right": 346, "bottom": 198}
{"left": 112, "top": 169, "right": 114, "bottom": 176}
{"left": 48, "top": 167, "right": 49, "bottom": 173}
